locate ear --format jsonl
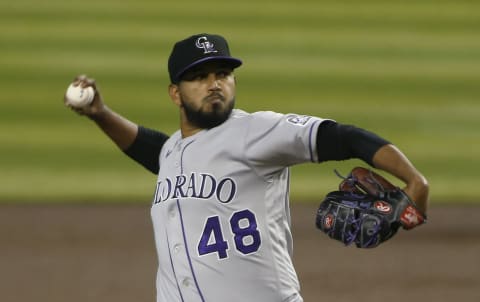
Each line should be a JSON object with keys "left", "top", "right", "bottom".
{"left": 168, "top": 84, "right": 182, "bottom": 107}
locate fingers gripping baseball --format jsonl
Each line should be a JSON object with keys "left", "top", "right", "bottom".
{"left": 64, "top": 75, "right": 105, "bottom": 118}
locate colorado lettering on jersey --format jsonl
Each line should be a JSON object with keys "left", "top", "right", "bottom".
{"left": 153, "top": 173, "right": 237, "bottom": 204}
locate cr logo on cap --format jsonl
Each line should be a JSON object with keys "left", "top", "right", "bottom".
{"left": 196, "top": 36, "right": 218, "bottom": 54}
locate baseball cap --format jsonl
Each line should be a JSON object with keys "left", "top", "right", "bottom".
{"left": 168, "top": 33, "right": 243, "bottom": 83}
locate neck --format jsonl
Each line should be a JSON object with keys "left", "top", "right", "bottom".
{"left": 181, "top": 126, "right": 203, "bottom": 138}
{"left": 179, "top": 112, "right": 203, "bottom": 138}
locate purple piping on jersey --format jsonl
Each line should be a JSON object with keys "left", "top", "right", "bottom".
{"left": 308, "top": 120, "right": 320, "bottom": 162}
{"left": 285, "top": 170, "right": 291, "bottom": 215}
{"left": 166, "top": 230, "right": 185, "bottom": 302}
{"left": 177, "top": 139, "right": 206, "bottom": 302}
{"left": 176, "top": 200, "right": 205, "bottom": 302}
{"left": 180, "top": 140, "right": 195, "bottom": 175}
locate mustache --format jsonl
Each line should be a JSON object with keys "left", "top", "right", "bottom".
{"left": 203, "top": 92, "right": 225, "bottom": 102}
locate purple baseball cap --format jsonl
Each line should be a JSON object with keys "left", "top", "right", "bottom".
{"left": 168, "top": 33, "right": 243, "bottom": 83}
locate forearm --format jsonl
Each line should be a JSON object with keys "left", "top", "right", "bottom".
{"left": 372, "top": 144, "right": 429, "bottom": 213}
{"left": 89, "top": 106, "right": 168, "bottom": 174}
{"left": 90, "top": 105, "right": 138, "bottom": 151}
{"left": 64, "top": 75, "right": 139, "bottom": 151}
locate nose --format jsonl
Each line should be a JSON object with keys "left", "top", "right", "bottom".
{"left": 207, "top": 73, "right": 220, "bottom": 90}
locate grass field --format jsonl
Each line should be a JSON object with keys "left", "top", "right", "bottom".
{"left": 1, "top": 0, "right": 479, "bottom": 203}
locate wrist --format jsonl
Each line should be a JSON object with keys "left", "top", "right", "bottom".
{"left": 404, "top": 175, "right": 429, "bottom": 213}
{"left": 89, "top": 104, "right": 110, "bottom": 123}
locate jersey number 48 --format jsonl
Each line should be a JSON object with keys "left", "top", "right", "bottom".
{"left": 198, "top": 209, "right": 261, "bottom": 259}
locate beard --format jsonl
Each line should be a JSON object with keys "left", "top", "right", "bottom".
{"left": 181, "top": 94, "right": 235, "bottom": 129}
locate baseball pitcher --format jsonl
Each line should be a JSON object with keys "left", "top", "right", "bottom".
{"left": 64, "top": 33, "right": 429, "bottom": 302}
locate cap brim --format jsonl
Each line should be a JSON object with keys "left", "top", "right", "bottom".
{"left": 174, "top": 56, "right": 242, "bottom": 82}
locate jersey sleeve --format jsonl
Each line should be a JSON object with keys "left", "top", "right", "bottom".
{"left": 123, "top": 126, "right": 169, "bottom": 174}
{"left": 244, "top": 111, "right": 328, "bottom": 171}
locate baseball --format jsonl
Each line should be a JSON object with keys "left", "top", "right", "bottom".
{"left": 65, "top": 84, "right": 95, "bottom": 108}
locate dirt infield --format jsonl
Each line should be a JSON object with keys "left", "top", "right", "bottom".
{"left": 1, "top": 203, "right": 479, "bottom": 302}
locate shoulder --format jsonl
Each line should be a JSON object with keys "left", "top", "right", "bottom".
{"left": 252, "top": 111, "right": 327, "bottom": 129}
{"left": 230, "top": 109, "right": 283, "bottom": 124}
{"left": 162, "top": 130, "right": 181, "bottom": 148}
{"left": 225, "top": 110, "right": 285, "bottom": 133}
{"left": 229, "top": 109, "right": 329, "bottom": 129}
{"left": 230, "top": 109, "right": 282, "bottom": 120}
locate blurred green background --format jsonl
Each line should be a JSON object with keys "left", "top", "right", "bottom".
{"left": 1, "top": 0, "right": 479, "bottom": 203}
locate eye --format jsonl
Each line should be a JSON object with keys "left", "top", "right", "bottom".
{"left": 182, "top": 71, "right": 208, "bottom": 82}
{"left": 194, "top": 72, "right": 208, "bottom": 80}
{"left": 217, "top": 69, "right": 232, "bottom": 78}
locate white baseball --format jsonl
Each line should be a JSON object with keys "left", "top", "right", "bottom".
{"left": 65, "top": 84, "right": 95, "bottom": 108}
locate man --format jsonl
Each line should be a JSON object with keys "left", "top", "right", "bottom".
{"left": 65, "top": 33, "right": 429, "bottom": 302}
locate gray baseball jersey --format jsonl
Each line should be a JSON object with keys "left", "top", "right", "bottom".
{"left": 151, "top": 109, "right": 327, "bottom": 302}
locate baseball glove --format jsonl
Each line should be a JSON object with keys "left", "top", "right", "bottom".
{"left": 316, "top": 167, "right": 426, "bottom": 248}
